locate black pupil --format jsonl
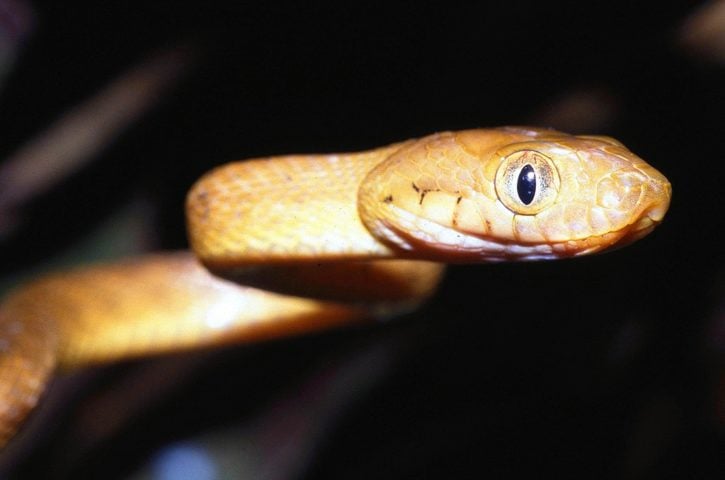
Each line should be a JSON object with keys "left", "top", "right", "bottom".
{"left": 517, "top": 164, "right": 536, "bottom": 205}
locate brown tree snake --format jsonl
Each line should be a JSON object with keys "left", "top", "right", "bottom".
{"left": 0, "top": 127, "right": 671, "bottom": 447}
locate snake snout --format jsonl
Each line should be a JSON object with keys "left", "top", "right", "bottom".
{"left": 639, "top": 176, "right": 671, "bottom": 222}
{"left": 623, "top": 174, "right": 672, "bottom": 242}
{"left": 643, "top": 180, "right": 671, "bottom": 222}
{"left": 593, "top": 161, "right": 671, "bottom": 245}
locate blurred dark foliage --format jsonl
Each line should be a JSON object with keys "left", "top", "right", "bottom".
{"left": 0, "top": 1, "right": 722, "bottom": 478}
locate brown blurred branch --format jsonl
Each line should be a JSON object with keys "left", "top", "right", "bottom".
{"left": 0, "top": 43, "right": 196, "bottom": 236}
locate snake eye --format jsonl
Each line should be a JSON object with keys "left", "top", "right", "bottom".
{"left": 495, "top": 150, "right": 560, "bottom": 215}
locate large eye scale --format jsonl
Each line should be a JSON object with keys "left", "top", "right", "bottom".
{"left": 517, "top": 164, "right": 536, "bottom": 205}
{"left": 494, "top": 149, "right": 561, "bottom": 215}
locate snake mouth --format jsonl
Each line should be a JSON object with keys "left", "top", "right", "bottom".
{"left": 375, "top": 206, "right": 657, "bottom": 263}
{"left": 615, "top": 206, "right": 665, "bottom": 246}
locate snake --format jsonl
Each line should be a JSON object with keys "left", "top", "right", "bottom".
{"left": 0, "top": 127, "right": 671, "bottom": 448}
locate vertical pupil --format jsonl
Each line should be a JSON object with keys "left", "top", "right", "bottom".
{"left": 517, "top": 164, "right": 536, "bottom": 205}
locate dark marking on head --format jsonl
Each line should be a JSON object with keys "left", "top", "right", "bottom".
{"left": 416, "top": 186, "right": 442, "bottom": 205}
{"left": 456, "top": 196, "right": 462, "bottom": 204}
{"left": 452, "top": 212, "right": 458, "bottom": 227}
{"left": 383, "top": 194, "right": 394, "bottom": 204}
{"left": 485, "top": 219, "right": 492, "bottom": 232}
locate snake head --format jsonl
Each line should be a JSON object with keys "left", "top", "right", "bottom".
{"left": 358, "top": 128, "right": 671, "bottom": 261}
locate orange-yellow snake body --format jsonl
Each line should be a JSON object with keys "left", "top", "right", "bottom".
{"left": 0, "top": 127, "right": 671, "bottom": 447}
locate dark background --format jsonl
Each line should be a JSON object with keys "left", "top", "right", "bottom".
{"left": 0, "top": 1, "right": 722, "bottom": 478}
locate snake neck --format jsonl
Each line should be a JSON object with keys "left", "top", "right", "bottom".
{"left": 186, "top": 143, "right": 409, "bottom": 268}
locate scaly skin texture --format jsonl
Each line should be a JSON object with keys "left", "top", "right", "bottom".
{"left": 0, "top": 127, "right": 671, "bottom": 448}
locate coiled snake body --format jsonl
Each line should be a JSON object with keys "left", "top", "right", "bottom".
{"left": 0, "top": 127, "right": 671, "bottom": 447}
